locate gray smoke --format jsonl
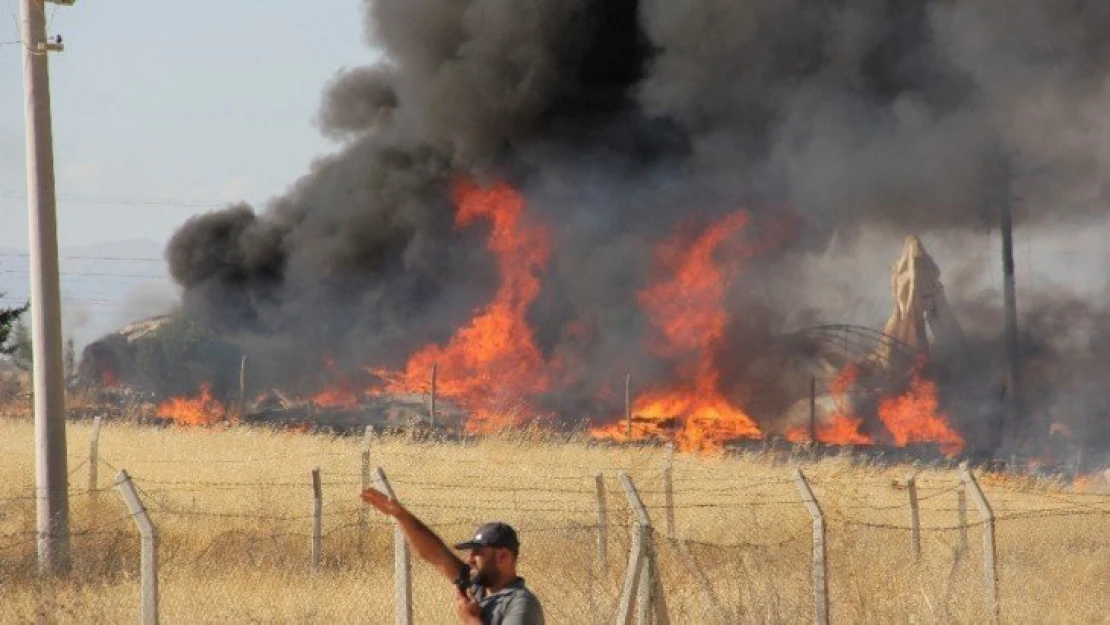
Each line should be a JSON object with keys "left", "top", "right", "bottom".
{"left": 165, "top": 0, "right": 1110, "bottom": 455}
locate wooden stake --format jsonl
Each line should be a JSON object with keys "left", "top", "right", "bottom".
{"left": 957, "top": 483, "right": 969, "bottom": 556}
{"left": 88, "top": 416, "right": 101, "bottom": 493}
{"left": 907, "top": 473, "right": 921, "bottom": 560}
{"left": 664, "top": 443, "right": 676, "bottom": 540}
{"left": 311, "top": 468, "right": 322, "bottom": 571}
{"left": 359, "top": 426, "right": 372, "bottom": 554}
{"left": 595, "top": 473, "right": 607, "bottom": 570}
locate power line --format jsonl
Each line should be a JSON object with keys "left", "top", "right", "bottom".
{"left": 0, "top": 252, "right": 163, "bottom": 263}
{"left": 0, "top": 269, "right": 166, "bottom": 279}
{"left": 0, "top": 190, "right": 228, "bottom": 209}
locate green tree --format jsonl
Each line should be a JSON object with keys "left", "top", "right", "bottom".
{"left": 0, "top": 297, "right": 28, "bottom": 357}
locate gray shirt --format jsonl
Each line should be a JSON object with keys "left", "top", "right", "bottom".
{"left": 477, "top": 577, "right": 544, "bottom": 625}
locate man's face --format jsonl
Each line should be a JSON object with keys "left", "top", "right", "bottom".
{"left": 467, "top": 546, "right": 507, "bottom": 586}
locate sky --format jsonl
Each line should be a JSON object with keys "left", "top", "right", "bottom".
{"left": 0, "top": 0, "right": 373, "bottom": 248}
{"left": 0, "top": 0, "right": 374, "bottom": 344}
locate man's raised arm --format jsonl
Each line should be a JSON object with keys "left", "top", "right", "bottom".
{"left": 361, "top": 487, "right": 467, "bottom": 582}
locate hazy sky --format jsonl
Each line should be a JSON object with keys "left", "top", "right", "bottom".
{"left": 0, "top": 0, "right": 373, "bottom": 251}
{"left": 0, "top": 1, "right": 375, "bottom": 344}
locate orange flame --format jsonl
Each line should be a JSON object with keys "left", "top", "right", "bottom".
{"left": 593, "top": 212, "right": 762, "bottom": 451}
{"left": 311, "top": 384, "right": 360, "bottom": 410}
{"left": 877, "top": 363, "right": 963, "bottom": 456}
{"left": 100, "top": 367, "right": 120, "bottom": 388}
{"left": 786, "top": 365, "right": 874, "bottom": 445}
{"left": 377, "top": 178, "right": 552, "bottom": 432}
{"left": 155, "top": 383, "right": 227, "bottom": 426}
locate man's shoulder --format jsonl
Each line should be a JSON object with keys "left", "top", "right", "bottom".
{"left": 483, "top": 579, "right": 544, "bottom": 624}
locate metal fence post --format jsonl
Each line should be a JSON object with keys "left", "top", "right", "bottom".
{"left": 793, "top": 470, "right": 829, "bottom": 625}
{"left": 115, "top": 470, "right": 159, "bottom": 625}
{"left": 374, "top": 467, "right": 413, "bottom": 625}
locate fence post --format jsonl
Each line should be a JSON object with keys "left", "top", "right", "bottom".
{"left": 960, "top": 463, "right": 999, "bottom": 624}
{"left": 793, "top": 470, "right": 829, "bottom": 625}
{"left": 957, "top": 483, "right": 968, "bottom": 556}
{"left": 616, "top": 472, "right": 669, "bottom": 625}
{"left": 906, "top": 473, "right": 920, "bottom": 560}
{"left": 115, "top": 470, "right": 159, "bottom": 625}
{"left": 375, "top": 467, "right": 413, "bottom": 625}
{"left": 236, "top": 355, "right": 247, "bottom": 419}
{"left": 429, "top": 363, "right": 437, "bottom": 429}
{"left": 595, "top": 473, "right": 608, "bottom": 571}
{"left": 311, "top": 467, "right": 322, "bottom": 571}
{"left": 88, "top": 416, "right": 102, "bottom": 493}
{"left": 359, "top": 427, "right": 372, "bottom": 554}
{"left": 663, "top": 443, "right": 676, "bottom": 541}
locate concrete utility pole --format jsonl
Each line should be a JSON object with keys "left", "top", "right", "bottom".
{"left": 21, "top": 0, "right": 71, "bottom": 575}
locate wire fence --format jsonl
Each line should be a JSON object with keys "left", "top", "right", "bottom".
{"left": 0, "top": 432, "right": 1107, "bottom": 623}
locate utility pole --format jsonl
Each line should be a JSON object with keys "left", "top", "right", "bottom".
{"left": 21, "top": 0, "right": 72, "bottom": 575}
{"left": 997, "top": 150, "right": 1024, "bottom": 461}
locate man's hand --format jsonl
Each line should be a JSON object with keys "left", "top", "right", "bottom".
{"left": 454, "top": 587, "right": 482, "bottom": 625}
{"left": 360, "top": 487, "right": 405, "bottom": 518}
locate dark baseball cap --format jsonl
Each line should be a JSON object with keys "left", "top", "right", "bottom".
{"left": 454, "top": 522, "right": 520, "bottom": 554}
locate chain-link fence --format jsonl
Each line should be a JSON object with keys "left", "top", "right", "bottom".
{"left": 1, "top": 423, "right": 1108, "bottom": 623}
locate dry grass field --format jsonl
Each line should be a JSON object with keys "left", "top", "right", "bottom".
{"left": 0, "top": 411, "right": 1107, "bottom": 624}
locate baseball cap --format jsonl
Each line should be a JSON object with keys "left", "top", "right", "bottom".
{"left": 454, "top": 522, "right": 520, "bottom": 555}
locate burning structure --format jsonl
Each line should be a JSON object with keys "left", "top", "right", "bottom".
{"left": 88, "top": 1, "right": 1110, "bottom": 462}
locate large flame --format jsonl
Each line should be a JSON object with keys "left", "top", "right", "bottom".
{"left": 877, "top": 362, "right": 964, "bottom": 456}
{"left": 593, "top": 212, "right": 762, "bottom": 451}
{"left": 155, "top": 383, "right": 227, "bottom": 426}
{"left": 377, "top": 178, "right": 552, "bottom": 432}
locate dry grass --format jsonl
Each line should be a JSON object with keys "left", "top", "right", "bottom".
{"left": 0, "top": 414, "right": 1107, "bottom": 624}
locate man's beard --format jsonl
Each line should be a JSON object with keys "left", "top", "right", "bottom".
{"left": 472, "top": 562, "right": 496, "bottom": 587}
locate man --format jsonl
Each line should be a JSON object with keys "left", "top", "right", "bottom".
{"left": 361, "top": 487, "right": 545, "bottom": 625}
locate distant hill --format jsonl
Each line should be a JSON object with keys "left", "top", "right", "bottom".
{"left": 0, "top": 239, "right": 178, "bottom": 348}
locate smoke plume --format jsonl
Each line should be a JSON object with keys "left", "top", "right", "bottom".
{"left": 165, "top": 0, "right": 1110, "bottom": 454}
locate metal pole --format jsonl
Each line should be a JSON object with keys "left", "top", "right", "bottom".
{"left": 625, "top": 373, "right": 632, "bottom": 439}
{"left": 236, "top": 355, "right": 247, "bottom": 419}
{"left": 809, "top": 377, "right": 817, "bottom": 443}
{"left": 429, "top": 363, "right": 437, "bottom": 429}
{"left": 21, "top": 0, "right": 69, "bottom": 576}
{"left": 998, "top": 151, "right": 1023, "bottom": 457}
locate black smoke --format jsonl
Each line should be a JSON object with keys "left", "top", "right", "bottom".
{"left": 165, "top": 0, "right": 1110, "bottom": 456}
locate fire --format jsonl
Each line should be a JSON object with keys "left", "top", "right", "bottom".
{"left": 377, "top": 178, "right": 552, "bottom": 432}
{"left": 786, "top": 365, "right": 874, "bottom": 445}
{"left": 311, "top": 384, "right": 360, "bottom": 410}
{"left": 593, "top": 212, "right": 762, "bottom": 451}
{"left": 100, "top": 367, "right": 120, "bottom": 388}
{"left": 155, "top": 383, "right": 227, "bottom": 426}
{"left": 877, "top": 363, "right": 964, "bottom": 456}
